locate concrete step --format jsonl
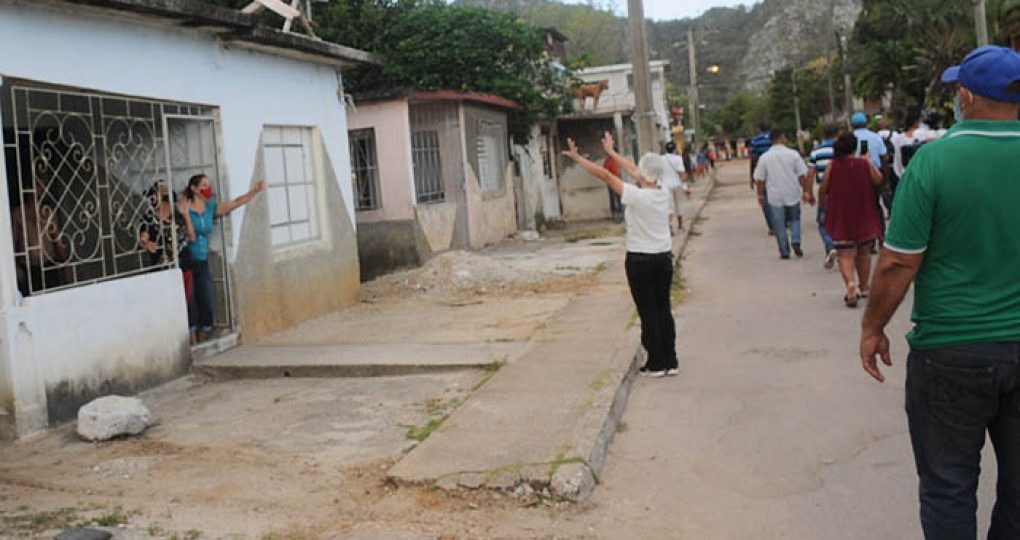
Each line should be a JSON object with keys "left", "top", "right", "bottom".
{"left": 193, "top": 342, "right": 526, "bottom": 380}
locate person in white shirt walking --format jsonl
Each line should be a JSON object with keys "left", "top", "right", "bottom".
{"left": 753, "top": 132, "right": 814, "bottom": 259}
{"left": 661, "top": 141, "right": 690, "bottom": 234}
{"left": 561, "top": 132, "right": 679, "bottom": 378}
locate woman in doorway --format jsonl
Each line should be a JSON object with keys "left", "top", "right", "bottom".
{"left": 818, "top": 133, "right": 883, "bottom": 308}
{"left": 561, "top": 133, "right": 678, "bottom": 378}
{"left": 179, "top": 174, "right": 265, "bottom": 343}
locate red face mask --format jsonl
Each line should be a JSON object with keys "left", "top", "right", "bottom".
{"left": 199, "top": 186, "right": 214, "bottom": 199}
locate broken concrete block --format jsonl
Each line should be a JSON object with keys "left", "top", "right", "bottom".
{"left": 77, "top": 395, "right": 152, "bottom": 441}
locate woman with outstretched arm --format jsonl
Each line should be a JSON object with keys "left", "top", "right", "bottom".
{"left": 561, "top": 133, "right": 679, "bottom": 377}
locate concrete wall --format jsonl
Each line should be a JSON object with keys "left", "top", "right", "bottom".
{"left": 11, "top": 271, "right": 190, "bottom": 428}
{"left": 556, "top": 118, "right": 617, "bottom": 221}
{"left": 0, "top": 2, "right": 358, "bottom": 436}
{"left": 463, "top": 104, "right": 516, "bottom": 248}
{"left": 232, "top": 132, "right": 360, "bottom": 341}
{"left": 511, "top": 125, "right": 547, "bottom": 231}
{"left": 417, "top": 201, "right": 459, "bottom": 254}
{"left": 347, "top": 100, "right": 415, "bottom": 223}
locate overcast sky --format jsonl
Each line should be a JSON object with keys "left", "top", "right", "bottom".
{"left": 561, "top": 0, "right": 759, "bottom": 21}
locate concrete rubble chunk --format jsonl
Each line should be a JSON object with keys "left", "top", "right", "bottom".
{"left": 519, "top": 230, "right": 541, "bottom": 242}
{"left": 77, "top": 395, "right": 152, "bottom": 441}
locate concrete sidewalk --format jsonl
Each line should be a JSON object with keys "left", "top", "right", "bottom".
{"left": 388, "top": 173, "right": 716, "bottom": 500}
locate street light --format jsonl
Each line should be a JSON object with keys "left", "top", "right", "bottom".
{"left": 707, "top": 65, "right": 721, "bottom": 75}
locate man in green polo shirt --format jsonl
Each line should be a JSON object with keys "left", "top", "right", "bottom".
{"left": 861, "top": 45, "right": 1020, "bottom": 540}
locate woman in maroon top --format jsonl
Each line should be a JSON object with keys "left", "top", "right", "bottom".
{"left": 818, "top": 133, "right": 884, "bottom": 307}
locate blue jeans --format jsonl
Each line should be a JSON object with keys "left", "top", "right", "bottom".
{"left": 816, "top": 208, "right": 835, "bottom": 254}
{"left": 761, "top": 187, "right": 774, "bottom": 232}
{"left": 766, "top": 203, "right": 801, "bottom": 257}
{"left": 906, "top": 343, "right": 1020, "bottom": 540}
{"left": 189, "top": 259, "right": 215, "bottom": 332}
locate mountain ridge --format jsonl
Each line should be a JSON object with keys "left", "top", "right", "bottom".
{"left": 455, "top": 0, "right": 862, "bottom": 105}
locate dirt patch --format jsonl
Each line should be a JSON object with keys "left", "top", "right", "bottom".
{"left": 361, "top": 250, "right": 607, "bottom": 304}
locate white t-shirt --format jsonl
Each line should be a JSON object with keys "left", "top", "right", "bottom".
{"left": 621, "top": 183, "right": 672, "bottom": 254}
{"left": 752, "top": 145, "right": 809, "bottom": 206}
{"left": 660, "top": 154, "right": 686, "bottom": 189}
{"left": 890, "top": 131, "right": 917, "bottom": 178}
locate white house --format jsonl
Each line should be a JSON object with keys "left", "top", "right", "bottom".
{"left": 0, "top": 0, "right": 376, "bottom": 438}
{"left": 555, "top": 61, "right": 671, "bottom": 221}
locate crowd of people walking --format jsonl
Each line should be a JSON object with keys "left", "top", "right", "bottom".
{"left": 747, "top": 44, "right": 1020, "bottom": 540}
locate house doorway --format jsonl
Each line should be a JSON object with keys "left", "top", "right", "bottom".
{"left": 164, "top": 116, "right": 236, "bottom": 344}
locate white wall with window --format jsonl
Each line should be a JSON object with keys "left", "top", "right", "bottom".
{"left": 262, "top": 126, "right": 322, "bottom": 248}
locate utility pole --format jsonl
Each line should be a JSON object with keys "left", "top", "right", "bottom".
{"left": 836, "top": 31, "right": 854, "bottom": 122}
{"left": 627, "top": 0, "right": 658, "bottom": 155}
{"left": 825, "top": 0, "right": 838, "bottom": 120}
{"left": 974, "top": 0, "right": 989, "bottom": 46}
{"left": 792, "top": 70, "right": 804, "bottom": 154}
{"left": 687, "top": 28, "right": 701, "bottom": 153}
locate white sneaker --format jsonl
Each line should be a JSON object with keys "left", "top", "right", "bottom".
{"left": 824, "top": 249, "right": 837, "bottom": 270}
{"left": 639, "top": 367, "right": 667, "bottom": 378}
{"left": 666, "top": 368, "right": 680, "bottom": 377}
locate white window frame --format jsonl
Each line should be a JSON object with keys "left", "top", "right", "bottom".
{"left": 476, "top": 119, "right": 506, "bottom": 194}
{"left": 262, "top": 125, "right": 326, "bottom": 253}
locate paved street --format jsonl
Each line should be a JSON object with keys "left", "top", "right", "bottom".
{"left": 565, "top": 161, "right": 998, "bottom": 539}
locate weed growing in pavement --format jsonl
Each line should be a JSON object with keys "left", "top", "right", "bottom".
{"left": 564, "top": 227, "right": 618, "bottom": 243}
{"left": 92, "top": 508, "right": 130, "bottom": 527}
{"left": 616, "top": 421, "right": 629, "bottom": 433}
{"left": 594, "top": 262, "right": 608, "bottom": 273}
{"left": 406, "top": 416, "right": 448, "bottom": 443}
{"left": 1, "top": 507, "right": 80, "bottom": 534}
{"left": 588, "top": 368, "right": 614, "bottom": 391}
{"left": 403, "top": 359, "right": 508, "bottom": 444}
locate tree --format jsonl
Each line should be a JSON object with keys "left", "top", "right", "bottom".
{"left": 355, "top": 4, "right": 572, "bottom": 140}
{"left": 850, "top": 0, "right": 1013, "bottom": 123}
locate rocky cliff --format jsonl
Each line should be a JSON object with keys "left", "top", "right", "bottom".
{"left": 458, "top": 0, "right": 862, "bottom": 104}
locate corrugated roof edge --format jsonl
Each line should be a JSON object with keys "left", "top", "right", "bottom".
{"left": 38, "top": 0, "right": 380, "bottom": 67}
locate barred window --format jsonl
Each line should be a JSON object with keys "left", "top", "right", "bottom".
{"left": 412, "top": 130, "right": 444, "bottom": 203}
{"left": 263, "top": 126, "right": 320, "bottom": 248}
{"left": 348, "top": 128, "right": 380, "bottom": 211}
{"left": 2, "top": 83, "right": 213, "bottom": 297}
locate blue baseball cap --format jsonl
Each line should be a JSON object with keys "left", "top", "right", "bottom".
{"left": 942, "top": 45, "right": 1020, "bottom": 103}
{"left": 850, "top": 112, "right": 868, "bottom": 127}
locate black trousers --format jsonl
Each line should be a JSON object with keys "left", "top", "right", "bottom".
{"left": 625, "top": 251, "right": 678, "bottom": 371}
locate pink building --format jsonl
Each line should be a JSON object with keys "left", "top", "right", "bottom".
{"left": 347, "top": 90, "right": 520, "bottom": 280}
